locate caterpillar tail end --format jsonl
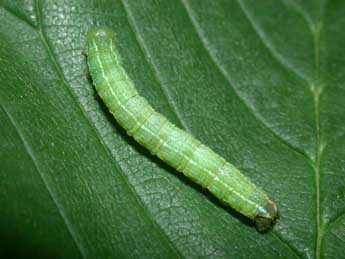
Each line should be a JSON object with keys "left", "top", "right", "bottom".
{"left": 87, "top": 26, "right": 115, "bottom": 42}
{"left": 254, "top": 199, "right": 278, "bottom": 232}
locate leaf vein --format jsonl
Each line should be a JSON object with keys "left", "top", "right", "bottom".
{"left": 180, "top": 0, "right": 310, "bottom": 162}
{"left": 324, "top": 212, "right": 345, "bottom": 236}
{"left": 313, "top": 0, "right": 325, "bottom": 258}
{"left": 236, "top": 0, "right": 309, "bottom": 83}
{"left": 1, "top": 104, "right": 87, "bottom": 259}
{"left": 0, "top": 4, "right": 37, "bottom": 29}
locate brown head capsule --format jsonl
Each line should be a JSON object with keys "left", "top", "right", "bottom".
{"left": 254, "top": 199, "right": 278, "bottom": 232}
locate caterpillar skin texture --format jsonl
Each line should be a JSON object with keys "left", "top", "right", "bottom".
{"left": 87, "top": 27, "right": 278, "bottom": 232}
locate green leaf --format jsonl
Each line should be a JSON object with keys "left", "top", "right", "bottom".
{"left": 0, "top": 0, "right": 344, "bottom": 258}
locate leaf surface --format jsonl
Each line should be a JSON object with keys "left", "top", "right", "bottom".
{"left": 1, "top": 0, "right": 344, "bottom": 258}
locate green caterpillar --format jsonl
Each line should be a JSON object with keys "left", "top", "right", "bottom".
{"left": 86, "top": 27, "right": 278, "bottom": 232}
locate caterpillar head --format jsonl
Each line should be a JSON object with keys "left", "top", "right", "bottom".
{"left": 254, "top": 199, "right": 278, "bottom": 232}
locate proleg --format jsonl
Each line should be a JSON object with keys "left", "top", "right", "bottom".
{"left": 86, "top": 27, "right": 278, "bottom": 232}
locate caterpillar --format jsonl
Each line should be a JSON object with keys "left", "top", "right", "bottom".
{"left": 86, "top": 27, "right": 278, "bottom": 232}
